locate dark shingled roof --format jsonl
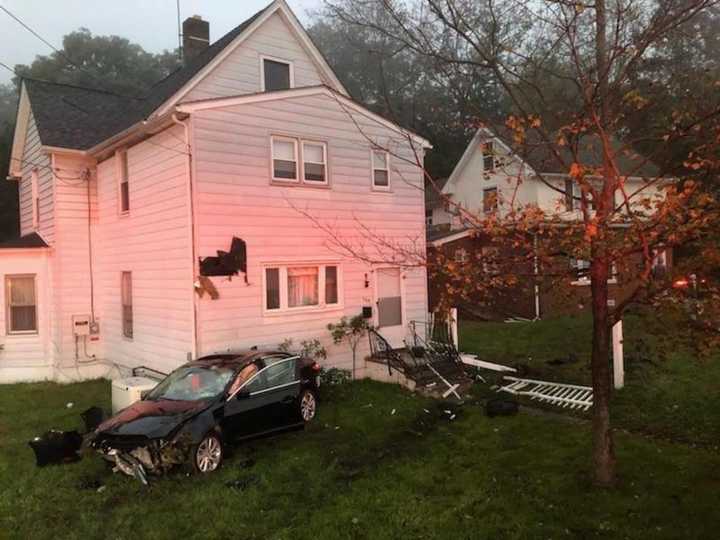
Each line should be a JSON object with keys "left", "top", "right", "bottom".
{"left": 489, "top": 125, "right": 660, "bottom": 178}
{"left": 0, "top": 232, "right": 49, "bottom": 249}
{"left": 25, "top": 80, "right": 144, "bottom": 149}
{"left": 23, "top": 5, "right": 269, "bottom": 151}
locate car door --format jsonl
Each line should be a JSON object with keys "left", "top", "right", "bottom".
{"left": 256, "top": 355, "right": 302, "bottom": 427}
{"left": 223, "top": 356, "right": 301, "bottom": 438}
{"left": 222, "top": 360, "right": 267, "bottom": 439}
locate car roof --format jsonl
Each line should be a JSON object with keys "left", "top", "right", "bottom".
{"left": 187, "top": 350, "right": 292, "bottom": 369}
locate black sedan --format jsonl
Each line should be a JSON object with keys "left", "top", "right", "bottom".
{"left": 89, "top": 350, "right": 320, "bottom": 482}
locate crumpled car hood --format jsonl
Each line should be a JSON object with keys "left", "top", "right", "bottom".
{"left": 96, "top": 399, "right": 211, "bottom": 440}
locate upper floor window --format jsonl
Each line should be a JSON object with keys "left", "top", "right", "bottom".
{"left": 271, "top": 136, "right": 298, "bottom": 181}
{"left": 31, "top": 169, "right": 39, "bottom": 229}
{"left": 264, "top": 264, "right": 341, "bottom": 313}
{"left": 272, "top": 136, "right": 329, "bottom": 186}
{"left": 454, "top": 248, "right": 469, "bottom": 264}
{"left": 262, "top": 57, "right": 293, "bottom": 92}
{"left": 302, "top": 141, "right": 327, "bottom": 184}
{"left": 372, "top": 150, "right": 390, "bottom": 189}
{"left": 5, "top": 274, "right": 37, "bottom": 334}
{"left": 571, "top": 259, "right": 618, "bottom": 285}
{"left": 121, "top": 271, "right": 133, "bottom": 339}
{"left": 117, "top": 150, "right": 129, "bottom": 214}
{"left": 425, "top": 208, "right": 433, "bottom": 226}
{"left": 483, "top": 187, "right": 498, "bottom": 214}
{"left": 482, "top": 141, "right": 495, "bottom": 172}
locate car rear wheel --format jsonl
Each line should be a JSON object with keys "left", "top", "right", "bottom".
{"left": 299, "top": 390, "right": 317, "bottom": 423}
{"left": 192, "top": 432, "right": 223, "bottom": 473}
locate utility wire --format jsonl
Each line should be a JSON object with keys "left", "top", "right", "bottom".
{"left": 0, "top": 4, "right": 115, "bottom": 92}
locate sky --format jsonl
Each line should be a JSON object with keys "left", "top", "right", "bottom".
{"left": 0, "top": 0, "right": 324, "bottom": 84}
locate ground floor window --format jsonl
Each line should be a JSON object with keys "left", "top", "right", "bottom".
{"left": 264, "top": 264, "right": 341, "bottom": 312}
{"left": 5, "top": 275, "right": 37, "bottom": 334}
{"left": 121, "top": 271, "right": 133, "bottom": 339}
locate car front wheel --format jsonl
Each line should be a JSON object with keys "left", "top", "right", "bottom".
{"left": 192, "top": 432, "right": 223, "bottom": 473}
{"left": 299, "top": 389, "right": 317, "bottom": 423}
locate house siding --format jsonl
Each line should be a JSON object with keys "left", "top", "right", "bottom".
{"left": 95, "top": 125, "right": 195, "bottom": 374}
{"left": 18, "top": 111, "right": 54, "bottom": 243}
{"left": 49, "top": 152, "right": 101, "bottom": 369}
{"left": 184, "top": 12, "right": 327, "bottom": 102}
{"left": 190, "top": 93, "right": 428, "bottom": 370}
{"left": 0, "top": 250, "right": 53, "bottom": 383}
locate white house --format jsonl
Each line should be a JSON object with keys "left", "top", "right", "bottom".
{"left": 1, "top": 0, "right": 430, "bottom": 383}
{"left": 429, "top": 125, "right": 665, "bottom": 229}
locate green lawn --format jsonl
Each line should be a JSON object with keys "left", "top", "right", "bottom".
{"left": 1, "top": 378, "right": 719, "bottom": 539}
{"left": 459, "top": 312, "right": 720, "bottom": 447}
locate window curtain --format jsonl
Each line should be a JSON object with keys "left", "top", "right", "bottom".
{"left": 8, "top": 276, "right": 36, "bottom": 332}
{"left": 288, "top": 267, "right": 318, "bottom": 307}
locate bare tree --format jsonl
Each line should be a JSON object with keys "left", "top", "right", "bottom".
{"left": 306, "top": 0, "right": 720, "bottom": 487}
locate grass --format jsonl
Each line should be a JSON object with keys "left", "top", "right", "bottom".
{"left": 459, "top": 312, "right": 720, "bottom": 447}
{"left": 1, "top": 378, "right": 719, "bottom": 539}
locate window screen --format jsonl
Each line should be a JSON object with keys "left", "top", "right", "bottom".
{"left": 266, "top": 268, "right": 280, "bottom": 310}
{"left": 272, "top": 138, "right": 297, "bottom": 180}
{"left": 121, "top": 272, "right": 133, "bottom": 338}
{"left": 263, "top": 59, "right": 291, "bottom": 91}
{"left": 6, "top": 275, "right": 37, "bottom": 333}
{"left": 303, "top": 142, "right": 326, "bottom": 182}
{"left": 325, "top": 265, "right": 338, "bottom": 304}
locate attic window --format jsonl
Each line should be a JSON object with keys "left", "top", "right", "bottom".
{"left": 262, "top": 57, "right": 292, "bottom": 92}
{"left": 482, "top": 141, "right": 495, "bottom": 172}
{"left": 117, "top": 150, "right": 129, "bottom": 214}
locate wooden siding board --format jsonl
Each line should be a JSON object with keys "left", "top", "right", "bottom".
{"left": 94, "top": 125, "right": 194, "bottom": 371}
{"left": 192, "top": 93, "right": 427, "bottom": 365}
{"left": 184, "top": 13, "right": 327, "bottom": 102}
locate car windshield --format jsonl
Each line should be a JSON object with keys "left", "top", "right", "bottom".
{"left": 145, "top": 365, "right": 236, "bottom": 401}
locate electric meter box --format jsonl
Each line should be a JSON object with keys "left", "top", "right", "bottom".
{"left": 72, "top": 314, "right": 91, "bottom": 336}
{"left": 111, "top": 376, "right": 158, "bottom": 414}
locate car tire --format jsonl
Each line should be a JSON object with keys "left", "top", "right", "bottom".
{"left": 190, "top": 431, "right": 224, "bottom": 474}
{"left": 298, "top": 389, "right": 317, "bottom": 423}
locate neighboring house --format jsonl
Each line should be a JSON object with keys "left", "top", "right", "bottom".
{"left": 429, "top": 126, "right": 666, "bottom": 225}
{"left": 0, "top": 0, "right": 430, "bottom": 383}
{"left": 426, "top": 126, "right": 671, "bottom": 320}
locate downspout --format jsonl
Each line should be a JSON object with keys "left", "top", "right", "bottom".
{"left": 173, "top": 112, "right": 199, "bottom": 359}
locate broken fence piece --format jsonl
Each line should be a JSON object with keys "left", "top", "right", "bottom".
{"left": 498, "top": 376, "right": 593, "bottom": 411}
{"left": 460, "top": 354, "right": 517, "bottom": 373}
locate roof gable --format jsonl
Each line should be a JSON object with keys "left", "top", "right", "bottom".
{"left": 11, "top": 1, "right": 349, "bottom": 156}
{"left": 151, "top": 0, "right": 348, "bottom": 117}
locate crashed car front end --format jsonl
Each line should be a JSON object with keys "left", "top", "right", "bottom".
{"left": 86, "top": 398, "right": 215, "bottom": 484}
{"left": 91, "top": 432, "right": 195, "bottom": 484}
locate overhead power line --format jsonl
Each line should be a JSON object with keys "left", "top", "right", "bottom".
{"left": 0, "top": 4, "right": 111, "bottom": 91}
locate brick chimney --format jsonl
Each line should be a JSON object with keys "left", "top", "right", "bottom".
{"left": 182, "top": 15, "right": 209, "bottom": 62}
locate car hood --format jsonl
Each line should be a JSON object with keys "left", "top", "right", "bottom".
{"left": 96, "top": 399, "right": 212, "bottom": 440}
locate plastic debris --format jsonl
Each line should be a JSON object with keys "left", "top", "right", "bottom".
{"left": 391, "top": 409, "right": 396, "bottom": 415}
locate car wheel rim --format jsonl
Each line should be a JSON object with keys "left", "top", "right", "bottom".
{"left": 196, "top": 436, "right": 221, "bottom": 472}
{"left": 301, "top": 392, "right": 316, "bottom": 422}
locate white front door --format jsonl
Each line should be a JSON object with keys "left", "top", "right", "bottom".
{"left": 375, "top": 267, "right": 404, "bottom": 347}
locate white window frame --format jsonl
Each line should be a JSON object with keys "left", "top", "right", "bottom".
{"left": 260, "top": 55, "right": 295, "bottom": 92}
{"left": 482, "top": 141, "right": 496, "bottom": 172}
{"left": 271, "top": 136, "right": 299, "bottom": 183}
{"left": 5, "top": 274, "right": 38, "bottom": 335}
{"left": 371, "top": 149, "right": 390, "bottom": 191}
{"left": 454, "top": 248, "right": 469, "bottom": 264}
{"left": 483, "top": 186, "right": 498, "bottom": 213}
{"left": 117, "top": 149, "right": 129, "bottom": 216}
{"left": 31, "top": 169, "right": 39, "bottom": 229}
{"left": 262, "top": 263, "right": 343, "bottom": 315}
{"left": 301, "top": 140, "right": 328, "bottom": 185}
{"left": 571, "top": 259, "right": 618, "bottom": 286}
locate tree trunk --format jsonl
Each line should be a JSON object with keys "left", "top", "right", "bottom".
{"left": 590, "top": 254, "right": 616, "bottom": 486}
